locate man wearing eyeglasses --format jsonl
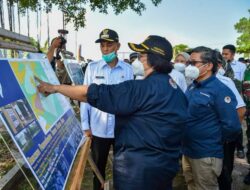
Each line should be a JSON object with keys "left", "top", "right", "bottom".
{"left": 182, "top": 46, "right": 241, "bottom": 190}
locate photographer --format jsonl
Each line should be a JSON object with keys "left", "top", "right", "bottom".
{"left": 46, "top": 36, "right": 71, "bottom": 84}
{"left": 47, "top": 37, "right": 62, "bottom": 71}
{"left": 47, "top": 30, "right": 67, "bottom": 70}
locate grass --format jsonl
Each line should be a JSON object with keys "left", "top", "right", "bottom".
{"left": 82, "top": 156, "right": 113, "bottom": 190}
{"left": 0, "top": 132, "right": 16, "bottom": 178}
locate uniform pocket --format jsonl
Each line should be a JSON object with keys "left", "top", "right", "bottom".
{"left": 189, "top": 94, "right": 212, "bottom": 116}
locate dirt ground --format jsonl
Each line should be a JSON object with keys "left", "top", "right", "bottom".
{"left": 81, "top": 154, "right": 250, "bottom": 190}
{"left": 232, "top": 124, "right": 250, "bottom": 190}
{"left": 233, "top": 156, "right": 250, "bottom": 190}
{"left": 1, "top": 124, "right": 250, "bottom": 190}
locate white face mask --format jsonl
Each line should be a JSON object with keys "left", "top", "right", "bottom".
{"left": 186, "top": 77, "right": 194, "bottom": 86}
{"left": 174, "top": 63, "right": 186, "bottom": 73}
{"left": 132, "top": 58, "right": 144, "bottom": 79}
{"left": 185, "top": 64, "right": 208, "bottom": 80}
{"left": 217, "top": 68, "right": 225, "bottom": 76}
{"left": 185, "top": 65, "right": 200, "bottom": 80}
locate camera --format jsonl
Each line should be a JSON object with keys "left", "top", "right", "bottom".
{"left": 55, "top": 29, "right": 68, "bottom": 60}
{"left": 58, "top": 29, "right": 68, "bottom": 49}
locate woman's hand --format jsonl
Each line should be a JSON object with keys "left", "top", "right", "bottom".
{"left": 35, "top": 76, "right": 57, "bottom": 96}
{"left": 35, "top": 76, "right": 89, "bottom": 102}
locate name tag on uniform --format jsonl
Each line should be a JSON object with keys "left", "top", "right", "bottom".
{"left": 95, "top": 76, "right": 105, "bottom": 79}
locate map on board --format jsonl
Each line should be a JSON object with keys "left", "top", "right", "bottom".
{"left": 10, "top": 61, "right": 67, "bottom": 134}
{"left": 9, "top": 60, "right": 70, "bottom": 134}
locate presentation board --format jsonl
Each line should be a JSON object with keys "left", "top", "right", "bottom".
{"left": 0, "top": 59, "right": 84, "bottom": 190}
{"left": 64, "top": 59, "right": 84, "bottom": 85}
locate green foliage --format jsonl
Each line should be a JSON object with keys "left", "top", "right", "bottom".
{"left": 29, "top": 37, "right": 48, "bottom": 53}
{"left": 234, "top": 9, "right": 250, "bottom": 58}
{"left": 9, "top": 0, "right": 162, "bottom": 30}
{"left": 173, "top": 44, "right": 189, "bottom": 58}
{"left": 29, "top": 37, "right": 39, "bottom": 48}
{"left": 40, "top": 40, "right": 49, "bottom": 53}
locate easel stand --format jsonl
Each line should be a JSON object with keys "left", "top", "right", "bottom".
{"left": 66, "top": 137, "right": 113, "bottom": 190}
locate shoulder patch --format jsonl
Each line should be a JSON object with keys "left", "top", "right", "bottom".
{"left": 169, "top": 78, "right": 177, "bottom": 89}
{"left": 224, "top": 96, "right": 231, "bottom": 103}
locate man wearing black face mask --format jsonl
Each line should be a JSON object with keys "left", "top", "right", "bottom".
{"left": 80, "top": 29, "right": 133, "bottom": 190}
{"left": 182, "top": 46, "right": 241, "bottom": 190}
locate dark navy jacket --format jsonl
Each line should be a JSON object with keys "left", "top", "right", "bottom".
{"left": 183, "top": 75, "right": 241, "bottom": 159}
{"left": 87, "top": 72, "right": 188, "bottom": 190}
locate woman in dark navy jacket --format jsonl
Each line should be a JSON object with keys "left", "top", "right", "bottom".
{"left": 37, "top": 35, "right": 188, "bottom": 190}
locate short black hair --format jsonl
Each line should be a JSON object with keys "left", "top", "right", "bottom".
{"left": 223, "top": 44, "right": 236, "bottom": 54}
{"left": 191, "top": 46, "right": 218, "bottom": 74}
{"left": 147, "top": 53, "right": 173, "bottom": 74}
{"left": 214, "top": 50, "right": 223, "bottom": 64}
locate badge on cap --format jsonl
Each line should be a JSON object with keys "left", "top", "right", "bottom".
{"left": 101, "top": 29, "right": 109, "bottom": 39}
{"left": 169, "top": 78, "right": 177, "bottom": 89}
{"left": 224, "top": 96, "right": 231, "bottom": 103}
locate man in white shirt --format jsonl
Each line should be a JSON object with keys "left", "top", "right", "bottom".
{"left": 222, "top": 44, "right": 246, "bottom": 159}
{"left": 80, "top": 29, "right": 133, "bottom": 190}
{"left": 216, "top": 51, "right": 246, "bottom": 190}
{"left": 222, "top": 44, "right": 246, "bottom": 82}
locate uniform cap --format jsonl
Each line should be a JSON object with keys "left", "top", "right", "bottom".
{"left": 95, "top": 29, "right": 119, "bottom": 43}
{"left": 128, "top": 35, "right": 173, "bottom": 62}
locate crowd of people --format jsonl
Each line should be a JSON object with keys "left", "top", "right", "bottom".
{"left": 39, "top": 28, "right": 250, "bottom": 190}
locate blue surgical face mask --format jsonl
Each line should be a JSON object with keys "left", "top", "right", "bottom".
{"left": 102, "top": 51, "right": 117, "bottom": 63}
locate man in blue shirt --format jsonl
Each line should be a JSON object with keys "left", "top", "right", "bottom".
{"left": 183, "top": 46, "right": 241, "bottom": 190}
{"left": 37, "top": 35, "right": 188, "bottom": 190}
{"left": 80, "top": 29, "right": 133, "bottom": 190}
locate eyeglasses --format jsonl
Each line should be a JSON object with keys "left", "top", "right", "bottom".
{"left": 187, "top": 60, "right": 207, "bottom": 66}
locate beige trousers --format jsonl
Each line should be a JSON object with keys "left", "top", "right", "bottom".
{"left": 182, "top": 155, "right": 223, "bottom": 190}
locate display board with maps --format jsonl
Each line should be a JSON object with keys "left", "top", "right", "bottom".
{"left": 64, "top": 59, "right": 84, "bottom": 85}
{"left": 0, "top": 59, "right": 84, "bottom": 190}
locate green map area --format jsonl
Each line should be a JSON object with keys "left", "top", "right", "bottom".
{"left": 10, "top": 60, "right": 67, "bottom": 134}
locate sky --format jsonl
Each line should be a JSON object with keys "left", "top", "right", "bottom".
{"left": 2, "top": 0, "right": 250, "bottom": 60}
